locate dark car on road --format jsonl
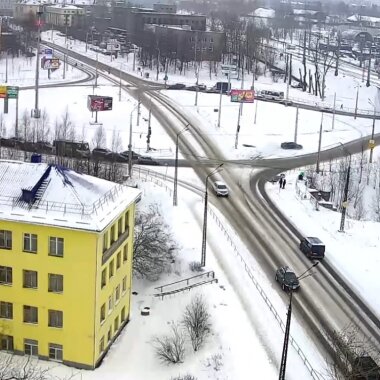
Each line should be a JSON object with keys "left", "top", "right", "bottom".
{"left": 92, "top": 148, "right": 112, "bottom": 159}
{"left": 137, "top": 156, "right": 160, "bottom": 165}
{"left": 186, "top": 84, "right": 207, "bottom": 91}
{"left": 281, "top": 142, "right": 303, "bottom": 150}
{"left": 275, "top": 266, "right": 300, "bottom": 291}
{"left": 300, "top": 237, "right": 325, "bottom": 260}
{"left": 120, "top": 150, "right": 140, "bottom": 161}
{"left": 167, "top": 83, "right": 186, "bottom": 90}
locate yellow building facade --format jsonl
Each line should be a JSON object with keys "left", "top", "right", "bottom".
{"left": 0, "top": 160, "right": 140, "bottom": 369}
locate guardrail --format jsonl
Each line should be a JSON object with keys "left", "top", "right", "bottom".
{"left": 134, "top": 167, "right": 323, "bottom": 380}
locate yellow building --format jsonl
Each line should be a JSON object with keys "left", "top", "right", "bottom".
{"left": 0, "top": 160, "right": 141, "bottom": 369}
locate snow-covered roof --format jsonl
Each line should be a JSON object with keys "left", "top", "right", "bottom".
{"left": 293, "top": 9, "right": 318, "bottom": 15}
{"left": 47, "top": 4, "right": 82, "bottom": 9}
{"left": 347, "top": 14, "right": 380, "bottom": 23}
{"left": 0, "top": 160, "right": 141, "bottom": 232}
{"left": 251, "top": 8, "right": 275, "bottom": 19}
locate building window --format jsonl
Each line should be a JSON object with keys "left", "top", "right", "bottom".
{"left": 118, "top": 218, "right": 123, "bottom": 236}
{"left": 23, "top": 270, "right": 38, "bottom": 289}
{"left": 1, "top": 335, "right": 13, "bottom": 351}
{"left": 49, "top": 343, "right": 63, "bottom": 362}
{"left": 24, "top": 339, "right": 38, "bottom": 356}
{"left": 103, "top": 232, "right": 108, "bottom": 252}
{"left": 110, "top": 225, "right": 116, "bottom": 243}
{"left": 208, "top": 46, "right": 214, "bottom": 52}
{"left": 124, "top": 212, "right": 129, "bottom": 229}
{"left": 116, "top": 252, "right": 121, "bottom": 269}
{"left": 48, "top": 310, "right": 63, "bottom": 328}
{"left": 107, "top": 327, "right": 112, "bottom": 343}
{"left": 114, "top": 316, "right": 119, "bottom": 331}
{"left": 0, "top": 266, "right": 12, "bottom": 285}
{"left": 122, "top": 276, "right": 127, "bottom": 293}
{"left": 121, "top": 307, "right": 126, "bottom": 323}
{"left": 115, "top": 285, "right": 120, "bottom": 303}
{"left": 109, "top": 260, "right": 114, "bottom": 279}
{"left": 23, "top": 233, "right": 37, "bottom": 253}
{"left": 108, "top": 295, "right": 113, "bottom": 312}
{"left": 0, "top": 230, "right": 12, "bottom": 250}
{"left": 101, "top": 269, "right": 107, "bottom": 288}
{"left": 48, "top": 274, "right": 63, "bottom": 293}
{"left": 100, "top": 304, "right": 105, "bottom": 323}
{"left": 49, "top": 237, "right": 64, "bottom": 257}
{"left": 23, "top": 305, "right": 38, "bottom": 324}
{"left": 99, "top": 337, "right": 105, "bottom": 353}
{"left": 0, "top": 301, "right": 13, "bottom": 319}
{"left": 123, "top": 245, "right": 128, "bottom": 262}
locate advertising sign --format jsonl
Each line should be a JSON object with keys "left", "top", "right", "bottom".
{"left": 87, "top": 95, "right": 113, "bottom": 112}
{"left": 6, "top": 86, "right": 19, "bottom": 99}
{"left": 41, "top": 48, "right": 53, "bottom": 57}
{"left": 106, "top": 42, "right": 121, "bottom": 52}
{"left": 0, "top": 86, "right": 7, "bottom": 99}
{"left": 41, "top": 57, "right": 60, "bottom": 70}
{"left": 230, "top": 89, "right": 255, "bottom": 103}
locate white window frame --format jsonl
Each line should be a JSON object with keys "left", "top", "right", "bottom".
{"left": 0, "top": 230, "right": 12, "bottom": 249}
{"left": 23, "top": 233, "right": 37, "bottom": 253}
{"left": 23, "top": 270, "right": 38, "bottom": 289}
{"left": 23, "top": 305, "right": 38, "bottom": 324}
{"left": 0, "top": 301, "right": 13, "bottom": 319}
{"left": 48, "top": 274, "right": 63, "bottom": 293}
{"left": 24, "top": 339, "right": 38, "bottom": 356}
{"left": 48, "top": 310, "right": 63, "bottom": 328}
{"left": 0, "top": 266, "right": 12, "bottom": 285}
{"left": 49, "top": 343, "right": 63, "bottom": 362}
{"left": 49, "top": 237, "right": 64, "bottom": 257}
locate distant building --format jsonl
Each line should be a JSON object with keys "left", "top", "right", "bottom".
{"left": 347, "top": 14, "right": 380, "bottom": 28}
{"left": 0, "top": 0, "right": 15, "bottom": 16}
{"left": 45, "top": 4, "right": 85, "bottom": 27}
{"left": 146, "top": 24, "right": 225, "bottom": 62}
{"left": 153, "top": 2, "right": 176, "bottom": 13}
{"left": 0, "top": 160, "right": 141, "bottom": 369}
{"left": 13, "top": 0, "right": 46, "bottom": 22}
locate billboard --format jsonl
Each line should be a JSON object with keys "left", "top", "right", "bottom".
{"left": 107, "top": 39, "right": 121, "bottom": 52}
{"left": 41, "top": 57, "right": 60, "bottom": 70}
{"left": 230, "top": 89, "right": 255, "bottom": 103}
{"left": 87, "top": 95, "right": 113, "bottom": 112}
{"left": 0, "top": 86, "right": 7, "bottom": 99}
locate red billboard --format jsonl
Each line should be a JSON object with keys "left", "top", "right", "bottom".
{"left": 230, "top": 89, "right": 255, "bottom": 103}
{"left": 87, "top": 95, "right": 113, "bottom": 111}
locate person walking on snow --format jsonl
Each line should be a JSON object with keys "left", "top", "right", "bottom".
{"left": 279, "top": 177, "right": 284, "bottom": 189}
{"left": 282, "top": 178, "right": 287, "bottom": 189}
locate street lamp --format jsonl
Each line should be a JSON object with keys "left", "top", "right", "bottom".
{"left": 5, "top": 48, "right": 12, "bottom": 83}
{"left": 368, "top": 98, "right": 377, "bottom": 163}
{"left": 32, "top": 8, "right": 43, "bottom": 119}
{"left": 173, "top": 125, "right": 189, "bottom": 207}
{"left": 337, "top": 142, "right": 352, "bottom": 233}
{"left": 128, "top": 104, "right": 139, "bottom": 178}
{"left": 201, "top": 163, "right": 224, "bottom": 267}
{"left": 279, "top": 262, "right": 319, "bottom": 380}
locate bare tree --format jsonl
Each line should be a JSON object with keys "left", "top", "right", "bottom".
{"left": 325, "top": 323, "right": 380, "bottom": 380}
{"left": 153, "top": 323, "right": 185, "bottom": 364}
{"left": 133, "top": 204, "right": 177, "bottom": 280}
{"left": 21, "top": 110, "right": 31, "bottom": 141}
{"left": 56, "top": 107, "right": 75, "bottom": 141}
{"left": 182, "top": 294, "right": 211, "bottom": 352}
{"left": 92, "top": 125, "right": 106, "bottom": 148}
{"left": 36, "top": 109, "right": 50, "bottom": 142}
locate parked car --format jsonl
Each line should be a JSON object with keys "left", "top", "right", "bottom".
{"left": 92, "top": 148, "right": 112, "bottom": 159}
{"left": 281, "top": 142, "right": 303, "bottom": 150}
{"left": 275, "top": 266, "right": 300, "bottom": 291}
{"left": 53, "top": 140, "right": 91, "bottom": 159}
{"left": 137, "top": 156, "right": 160, "bottom": 165}
{"left": 212, "top": 181, "right": 229, "bottom": 197}
{"left": 167, "top": 83, "right": 186, "bottom": 90}
{"left": 35, "top": 141, "right": 53, "bottom": 153}
{"left": 299, "top": 237, "right": 325, "bottom": 260}
{"left": 186, "top": 84, "right": 207, "bottom": 91}
{"left": 260, "top": 90, "right": 284, "bottom": 101}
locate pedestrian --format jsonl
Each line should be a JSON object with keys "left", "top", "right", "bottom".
{"left": 340, "top": 104, "right": 343, "bottom": 110}
{"left": 279, "top": 177, "right": 284, "bottom": 189}
{"left": 282, "top": 178, "right": 287, "bottom": 189}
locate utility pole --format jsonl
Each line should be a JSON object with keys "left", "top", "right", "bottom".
{"left": 316, "top": 112, "right": 324, "bottom": 174}
{"left": 32, "top": 9, "right": 43, "bottom": 119}
{"left": 339, "top": 154, "right": 351, "bottom": 232}
{"left": 254, "top": 100, "right": 258, "bottom": 124}
{"left": 354, "top": 87, "right": 359, "bottom": 119}
{"left": 332, "top": 92, "right": 336, "bottom": 130}
{"left": 119, "top": 64, "right": 122, "bottom": 101}
{"left": 294, "top": 106, "right": 299, "bottom": 143}
{"left": 217, "top": 84, "right": 223, "bottom": 128}
{"left": 128, "top": 105, "right": 138, "bottom": 178}
{"left": 173, "top": 126, "right": 189, "bottom": 206}
{"left": 370, "top": 108, "right": 376, "bottom": 163}
{"left": 147, "top": 98, "right": 152, "bottom": 151}
{"left": 367, "top": 45, "right": 372, "bottom": 87}
{"left": 137, "top": 95, "right": 141, "bottom": 126}
{"left": 194, "top": 31, "right": 200, "bottom": 107}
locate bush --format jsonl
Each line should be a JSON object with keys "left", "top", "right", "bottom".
{"left": 153, "top": 323, "right": 185, "bottom": 364}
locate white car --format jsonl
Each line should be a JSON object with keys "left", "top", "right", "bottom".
{"left": 212, "top": 181, "right": 229, "bottom": 197}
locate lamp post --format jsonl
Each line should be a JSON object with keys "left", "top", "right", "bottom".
{"left": 368, "top": 98, "right": 376, "bottom": 164}
{"left": 32, "top": 8, "right": 43, "bottom": 119}
{"left": 5, "top": 48, "right": 12, "bottom": 83}
{"left": 337, "top": 142, "right": 352, "bottom": 233}
{"left": 279, "top": 262, "right": 319, "bottom": 380}
{"left": 316, "top": 112, "right": 324, "bottom": 174}
{"left": 128, "top": 104, "right": 139, "bottom": 178}
{"left": 354, "top": 85, "right": 359, "bottom": 119}
{"left": 173, "top": 125, "right": 189, "bottom": 206}
{"left": 201, "top": 163, "right": 224, "bottom": 267}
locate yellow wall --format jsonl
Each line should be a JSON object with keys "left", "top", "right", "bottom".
{"left": 0, "top": 201, "right": 136, "bottom": 368}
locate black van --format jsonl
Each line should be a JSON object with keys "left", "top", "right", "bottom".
{"left": 299, "top": 237, "right": 325, "bottom": 260}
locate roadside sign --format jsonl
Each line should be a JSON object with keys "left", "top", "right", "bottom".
{"left": 41, "top": 57, "right": 60, "bottom": 70}
{"left": 230, "top": 89, "right": 254, "bottom": 103}
{"left": 369, "top": 139, "right": 376, "bottom": 149}
{"left": 0, "top": 86, "right": 7, "bottom": 99}
{"left": 6, "top": 86, "right": 19, "bottom": 99}
{"left": 87, "top": 95, "right": 113, "bottom": 112}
